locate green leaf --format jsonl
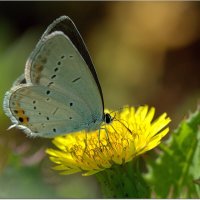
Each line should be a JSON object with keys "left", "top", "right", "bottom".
{"left": 145, "top": 108, "right": 200, "bottom": 198}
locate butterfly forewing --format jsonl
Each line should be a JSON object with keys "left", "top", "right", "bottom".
{"left": 41, "top": 16, "right": 104, "bottom": 105}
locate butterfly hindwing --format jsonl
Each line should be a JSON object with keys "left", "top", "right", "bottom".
{"left": 4, "top": 82, "right": 101, "bottom": 137}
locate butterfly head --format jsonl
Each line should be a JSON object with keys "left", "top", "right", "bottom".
{"left": 104, "top": 113, "right": 113, "bottom": 124}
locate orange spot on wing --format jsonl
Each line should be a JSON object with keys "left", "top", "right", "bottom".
{"left": 14, "top": 105, "right": 29, "bottom": 125}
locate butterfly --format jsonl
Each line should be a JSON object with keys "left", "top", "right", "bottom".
{"left": 3, "top": 16, "right": 112, "bottom": 138}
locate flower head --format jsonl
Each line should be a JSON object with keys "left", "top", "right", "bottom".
{"left": 46, "top": 105, "right": 171, "bottom": 176}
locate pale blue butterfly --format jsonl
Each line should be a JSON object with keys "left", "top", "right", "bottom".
{"left": 3, "top": 16, "right": 112, "bottom": 138}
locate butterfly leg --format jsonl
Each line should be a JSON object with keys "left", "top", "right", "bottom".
{"left": 98, "top": 127, "right": 111, "bottom": 147}
{"left": 104, "top": 126, "right": 112, "bottom": 146}
{"left": 83, "top": 132, "right": 88, "bottom": 153}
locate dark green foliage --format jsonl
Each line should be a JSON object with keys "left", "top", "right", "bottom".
{"left": 145, "top": 108, "right": 200, "bottom": 198}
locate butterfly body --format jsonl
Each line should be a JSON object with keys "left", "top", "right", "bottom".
{"left": 3, "top": 16, "right": 111, "bottom": 138}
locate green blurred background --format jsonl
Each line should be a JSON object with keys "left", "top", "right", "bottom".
{"left": 1, "top": 1, "right": 200, "bottom": 198}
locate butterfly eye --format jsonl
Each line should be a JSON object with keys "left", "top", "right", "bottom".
{"left": 104, "top": 113, "right": 112, "bottom": 124}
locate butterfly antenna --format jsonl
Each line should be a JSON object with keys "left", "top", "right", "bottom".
{"left": 108, "top": 105, "right": 130, "bottom": 115}
{"left": 113, "top": 115, "right": 132, "bottom": 134}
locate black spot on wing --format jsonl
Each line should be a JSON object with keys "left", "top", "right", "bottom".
{"left": 47, "top": 82, "right": 54, "bottom": 87}
{"left": 19, "top": 117, "right": 23, "bottom": 122}
{"left": 51, "top": 74, "right": 56, "bottom": 79}
{"left": 72, "top": 77, "right": 81, "bottom": 83}
{"left": 46, "top": 90, "right": 50, "bottom": 95}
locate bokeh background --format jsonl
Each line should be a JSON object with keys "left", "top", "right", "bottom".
{"left": 1, "top": 1, "right": 200, "bottom": 198}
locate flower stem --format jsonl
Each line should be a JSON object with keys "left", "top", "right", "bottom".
{"left": 95, "top": 159, "right": 150, "bottom": 198}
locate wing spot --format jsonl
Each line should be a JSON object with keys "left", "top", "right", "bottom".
{"left": 61, "top": 55, "right": 65, "bottom": 59}
{"left": 14, "top": 110, "right": 18, "bottom": 114}
{"left": 53, "top": 128, "right": 56, "bottom": 132}
{"left": 46, "top": 117, "right": 49, "bottom": 120}
{"left": 39, "top": 112, "right": 41, "bottom": 115}
{"left": 33, "top": 100, "right": 36, "bottom": 104}
{"left": 54, "top": 67, "right": 59, "bottom": 72}
{"left": 69, "top": 117, "right": 72, "bottom": 120}
{"left": 34, "top": 64, "right": 43, "bottom": 72}
{"left": 70, "top": 102, "right": 73, "bottom": 106}
{"left": 34, "top": 64, "right": 43, "bottom": 83}
{"left": 51, "top": 74, "right": 56, "bottom": 79}
{"left": 34, "top": 106, "right": 36, "bottom": 110}
{"left": 19, "top": 117, "right": 23, "bottom": 122}
{"left": 57, "top": 61, "right": 61, "bottom": 65}
{"left": 46, "top": 98, "right": 50, "bottom": 101}
{"left": 47, "top": 81, "right": 54, "bottom": 87}
{"left": 46, "top": 90, "right": 50, "bottom": 95}
{"left": 69, "top": 55, "right": 73, "bottom": 58}
{"left": 72, "top": 77, "right": 81, "bottom": 83}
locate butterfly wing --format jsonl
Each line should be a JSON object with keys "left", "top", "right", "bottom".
{"left": 3, "top": 17, "right": 104, "bottom": 138}
{"left": 41, "top": 16, "right": 104, "bottom": 105}
{"left": 12, "top": 74, "right": 26, "bottom": 86}
{"left": 4, "top": 83, "right": 96, "bottom": 137}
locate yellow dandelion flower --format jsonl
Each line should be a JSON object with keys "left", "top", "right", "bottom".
{"left": 46, "top": 105, "right": 171, "bottom": 176}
